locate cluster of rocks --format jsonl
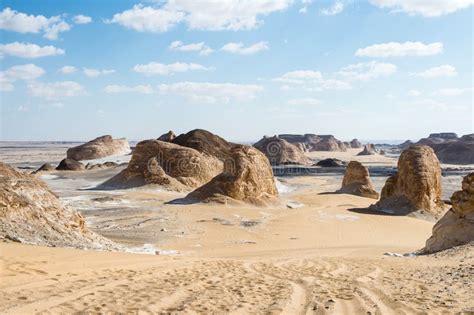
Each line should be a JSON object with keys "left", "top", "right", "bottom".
{"left": 101, "top": 129, "right": 279, "bottom": 204}
{"left": 399, "top": 132, "right": 474, "bottom": 165}
{"left": 277, "top": 134, "right": 350, "bottom": 152}
{"left": 0, "top": 162, "right": 114, "bottom": 249}
{"left": 253, "top": 136, "right": 310, "bottom": 165}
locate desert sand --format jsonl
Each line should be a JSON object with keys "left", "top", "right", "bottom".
{"left": 1, "top": 145, "right": 473, "bottom": 314}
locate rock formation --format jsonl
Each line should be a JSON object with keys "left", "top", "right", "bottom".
{"left": 158, "top": 130, "right": 176, "bottom": 142}
{"left": 100, "top": 140, "right": 222, "bottom": 190}
{"left": 371, "top": 145, "right": 445, "bottom": 216}
{"left": 85, "top": 161, "right": 119, "bottom": 170}
{"left": 67, "top": 135, "right": 131, "bottom": 161}
{"left": 337, "top": 161, "right": 379, "bottom": 199}
{"left": 253, "top": 136, "right": 310, "bottom": 165}
{"left": 415, "top": 133, "right": 474, "bottom": 164}
{"left": 0, "top": 163, "right": 113, "bottom": 249}
{"left": 56, "top": 158, "right": 85, "bottom": 171}
{"left": 173, "top": 129, "right": 234, "bottom": 161}
{"left": 421, "top": 173, "right": 474, "bottom": 253}
{"left": 315, "top": 158, "right": 346, "bottom": 167}
{"left": 357, "top": 144, "right": 377, "bottom": 156}
{"left": 398, "top": 140, "right": 413, "bottom": 150}
{"left": 186, "top": 145, "right": 278, "bottom": 204}
{"left": 350, "top": 139, "right": 362, "bottom": 149}
{"left": 278, "top": 134, "right": 346, "bottom": 152}
{"left": 33, "top": 163, "right": 55, "bottom": 173}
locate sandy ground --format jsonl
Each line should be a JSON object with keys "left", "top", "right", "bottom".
{"left": 1, "top": 147, "right": 473, "bottom": 314}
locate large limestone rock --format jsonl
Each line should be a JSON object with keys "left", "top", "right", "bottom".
{"left": 0, "top": 163, "right": 113, "bottom": 249}
{"left": 350, "top": 139, "right": 362, "bottom": 149}
{"left": 173, "top": 129, "right": 234, "bottom": 161}
{"left": 158, "top": 130, "right": 176, "bottom": 142}
{"left": 337, "top": 161, "right": 379, "bottom": 199}
{"left": 186, "top": 145, "right": 278, "bottom": 204}
{"left": 278, "top": 134, "right": 346, "bottom": 152}
{"left": 422, "top": 173, "right": 474, "bottom": 253}
{"left": 100, "top": 140, "right": 222, "bottom": 190}
{"left": 357, "top": 144, "right": 377, "bottom": 156}
{"left": 67, "top": 135, "right": 131, "bottom": 161}
{"left": 371, "top": 145, "right": 445, "bottom": 216}
{"left": 56, "top": 158, "right": 85, "bottom": 171}
{"left": 253, "top": 136, "right": 310, "bottom": 165}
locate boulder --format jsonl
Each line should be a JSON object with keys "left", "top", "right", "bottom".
{"left": 337, "top": 161, "right": 379, "bottom": 199}
{"left": 33, "top": 163, "right": 55, "bottom": 173}
{"left": 186, "top": 145, "right": 278, "bottom": 204}
{"left": 67, "top": 135, "right": 131, "bottom": 161}
{"left": 350, "top": 139, "right": 362, "bottom": 149}
{"left": 357, "top": 144, "right": 377, "bottom": 156}
{"left": 158, "top": 130, "right": 176, "bottom": 142}
{"left": 278, "top": 134, "right": 346, "bottom": 152}
{"left": 253, "top": 136, "right": 310, "bottom": 165}
{"left": 100, "top": 140, "right": 222, "bottom": 190}
{"left": 421, "top": 173, "right": 474, "bottom": 253}
{"left": 173, "top": 129, "right": 234, "bottom": 161}
{"left": 0, "top": 162, "right": 113, "bottom": 249}
{"left": 371, "top": 145, "right": 445, "bottom": 217}
{"left": 56, "top": 159, "right": 85, "bottom": 171}
{"left": 315, "top": 158, "right": 346, "bottom": 168}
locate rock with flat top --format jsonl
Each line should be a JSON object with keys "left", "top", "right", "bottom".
{"left": 67, "top": 135, "right": 131, "bottom": 161}
{"left": 254, "top": 136, "right": 310, "bottom": 165}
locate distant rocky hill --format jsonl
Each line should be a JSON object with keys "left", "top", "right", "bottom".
{"left": 278, "top": 134, "right": 347, "bottom": 152}
{"left": 253, "top": 136, "right": 310, "bottom": 165}
{"left": 414, "top": 133, "right": 474, "bottom": 165}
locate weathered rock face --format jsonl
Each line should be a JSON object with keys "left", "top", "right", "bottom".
{"left": 0, "top": 163, "right": 113, "bottom": 249}
{"left": 398, "top": 140, "right": 414, "bottom": 150}
{"left": 173, "top": 129, "right": 234, "bottom": 161}
{"left": 422, "top": 173, "right": 474, "bottom": 253}
{"left": 415, "top": 132, "right": 474, "bottom": 164}
{"left": 253, "top": 136, "right": 310, "bottom": 165}
{"left": 100, "top": 140, "right": 222, "bottom": 190}
{"left": 315, "top": 158, "right": 346, "bottom": 168}
{"left": 33, "top": 163, "right": 55, "bottom": 173}
{"left": 67, "top": 135, "right": 131, "bottom": 161}
{"left": 158, "top": 130, "right": 176, "bottom": 142}
{"left": 85, "top": 161, "right": 119, "bottom": 170}
{"left": 186, "top": 145, "right": 278, "bottom": 204}
{"left": 337, "top": 161, "right": 379, "bottom": 199}
{"left": 350, "top": 139, "right": 362, "bottom": 149}
{"left": 371, "top": 145, "right": 445, "bottom": 216}
{"left": 278, "top": 134, "right": 346, "bottom": 152}
{"left": 56, "top": 158, "right": 85, "bottom": 171}
{"left": 357, "top": 144, "right": 377, "bottom": 156}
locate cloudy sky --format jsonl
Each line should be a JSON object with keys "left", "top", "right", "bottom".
{"left": 0, "top": 0, "right": 472, "bottom": 142}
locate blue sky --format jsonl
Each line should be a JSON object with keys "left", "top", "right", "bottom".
{"left": 0, "top": 0, "right": 472, "bottom": 142}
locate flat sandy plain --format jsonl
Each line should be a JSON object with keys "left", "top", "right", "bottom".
{"left": 1, "top": 144, "right": 473, "bottom": 314}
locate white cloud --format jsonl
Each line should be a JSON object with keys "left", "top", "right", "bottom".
{"left": 28, "top": 81, "right": 84, "bottom": 100}
{"left": 221, "top": 41, "right": 269, "bottom": 55}
{"left": 60, "top": 65, "right": 78, "bottom": 74}
{"left": 320, "top": 2, "right": 344, "bottom": 15}
{"left": 408, "top": 89, "right": 421, "bottom": 96}
{"left": 356, "top": 41, "right": 443, "bottom": 57}
{"left": 157, "top": 81, "right": 263, "bottom": 103}
{"left": 73, "top": 15, "right": 92, "bottom": 24}
{"left": 413, "top": 65, "right": 457, "bottom": 78}
{"left": 108, "top": 0, "right": 291, "bottom": 32}
{"left": 287, "top": 98, "right": 321, "bottom": 106}
{"left": 104, "top": 84, "right": 154, "bottom": 94}
{"left": 369, "top": 0, "right": 474, "bottom": 17}
{"left": 0, "top": 7, "right": 71, "bottom": 40}
{"left": 169, "top": 41, "right": 214, "bottom": 55}
{"left": 339, "top": 61, "right": 397, "bottom": 81}
{"left": 0, "top": 63, "right": 45, "bottom": 91}
{"left": 299, "top": 7, "right": 308, "bottom": 13}
{"left": 274, "top": 70, "right": 351, "bottom": 91}
{"left": 83, "top": 68, "right": 115, "bottom": 77}
{"left": 17, "top": 105, "right": 29, "bottom": 112}
{"left": 434, "top": 87, "right": 473, "bottom": 96}
{"left": 0, "top": 42, "right": 65, "bottom": 58}
{"left": 107, "top": 4, "right": 184, "bottom": 32}
{"left": 133, "top": 62, "right": 210, "bottom": 75}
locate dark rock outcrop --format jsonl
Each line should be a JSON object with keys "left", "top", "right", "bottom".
{"left": 371, "top": 145, "right": 445, "bottom": 217}
{"left": 173, "top": 129, "right": 234, "bottom": 161}
{"left": 186, "top": 145, "right": 278, "bottom": 204}
{"left": 337, "top": 161, "right": 379, "bottom": 199}
{"left": 350, "top": 139, "right": 362, "bottom": 149}
{"left": 315, "top": 158, "right": 346, "bottom": 168}
{"left": 253, "top": 136, "right": 310, "bottom": 165}
{"left": 158, "top": 130, "right": 176, "bottom": 142}
{"left": 357, "top": 144, "right": 377, "bottom": 156}
{"left": 415, "top": 133, "right": 474, "bottom": 164}
{"left": 33, "top": 163, "right": 55, "bottom": 173}
{"left": 56, "top": 159, "right": 85, "bottom": 171}
{"left": 67, "top": 135, "right": 131, "bottom": 161}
